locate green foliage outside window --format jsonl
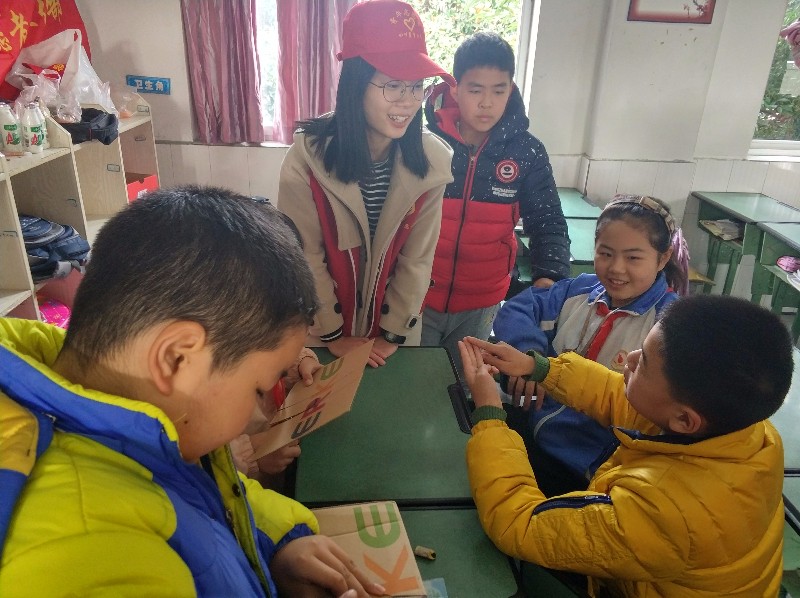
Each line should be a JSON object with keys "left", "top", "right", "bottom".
{"left": 408, "top": 0, "right": 522, "bottom": 77}
{"left": 755, "top": 0, "right": 800, "bottom": 141}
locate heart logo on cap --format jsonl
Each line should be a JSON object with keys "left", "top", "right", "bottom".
{"left": 403, "top": 17, "right": 415, "bottom": 31}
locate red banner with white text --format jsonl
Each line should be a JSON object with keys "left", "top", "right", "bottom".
{"left": 0, "top": 0, "right": 89, "bottom": 100}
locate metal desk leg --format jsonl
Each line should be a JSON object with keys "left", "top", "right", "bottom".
{"left": 722, "top": 246, "right": 742, "bottom": 296}
{"left": 772, "top": 281, "right": 800, "bottom": 343}
{"left": 706, "top": 237, "right": 721, "bottom": 282}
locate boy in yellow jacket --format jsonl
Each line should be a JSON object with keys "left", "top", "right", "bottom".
{"left": 459, "top": 294, "right": 792, "bottom": 597}
{"left": 0, "top": 187, "right": 384, "bottom": 598}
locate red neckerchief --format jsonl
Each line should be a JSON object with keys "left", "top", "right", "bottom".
{"left": 584, "top": 302, "right": 628, "bottom": 361}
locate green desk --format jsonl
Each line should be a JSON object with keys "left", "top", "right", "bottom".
{"left": 516, "top": 218, "right": 595, "bottom": 283}
{"left": 772, "top": 348, "right": 800, "bottom": 475}
{"left": 401, "top": 508, "right": 519, "bottom": 597}
{"left": 565, "top": 218, "right": 596, "bottom": 276}
{"left": 692, "top": 192, "right": 800, "bottom": 295}
{"left": 784, "top": 476, "right": 800, "bottom": 596}
{"left": 752, "top": 222, "right": 800, "bottom": 342}
{"left": 787, "top": 477, "right": 800, "bottom": 532}
{"left": 557, "top": 188, "right": 602, "bottom": 220}
{"left": 294, "top": 347, "right": 472, "bottom": 507}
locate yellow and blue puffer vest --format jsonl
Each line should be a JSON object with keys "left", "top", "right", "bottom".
{"left": 0, "top": 318, "right": 318, "bottom": 597}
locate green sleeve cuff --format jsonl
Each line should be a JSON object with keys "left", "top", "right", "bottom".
{"left": 523, "top": 350, "right": 550, "bottom": 383}
{"left": 470, "top": 405, "right": 508, "bottom": 426}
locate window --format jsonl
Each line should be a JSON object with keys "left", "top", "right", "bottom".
{"left": 255, "top": 0, "right": 278, "bottom": 135}
{"left": 752, "top": 0, "right": 800, "bottom": 154}
{"left": 408, "top": 0, "right": 524, "bottom": 79}
{"left": 253, "top": 0, "right": 528, "bottom": 137}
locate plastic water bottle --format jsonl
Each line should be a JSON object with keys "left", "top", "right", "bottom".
{"left": 0, "top": 102, "right": 23, "bottom": 156}
{"left": 21, "top": 103, "right": 45, "bottom": 154}
{"left": 33, "top": 102, "right": 49, "bottom": 150}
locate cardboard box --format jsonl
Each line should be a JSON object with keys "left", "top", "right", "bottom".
{"left": 250, "top": 340, "right": 374, "bottom": 459}
{"left": 313, "top": 501, "right": 427, "bottom": 597}
{"left": 126, "top": 172, "right": 158, "bottom": 201}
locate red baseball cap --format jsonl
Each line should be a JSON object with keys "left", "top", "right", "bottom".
{"left": 337, "top": 0, "right": 456, "bottom": 86}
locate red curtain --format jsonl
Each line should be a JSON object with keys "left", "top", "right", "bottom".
{"left": 0, "top": 0, "right": 89, "bottom": 100}
{"left": 273, "top": 0, "right": 355, "bottom": 144}
{"left": 181, "top": 0, "right": 265, "bottom": 144}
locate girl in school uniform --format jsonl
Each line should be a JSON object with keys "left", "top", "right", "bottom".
{"left": 494, "top": 194, "right": 689, "bottom": 495}
{"left": 279, "top": 0, "right": 454, "bottom": 367}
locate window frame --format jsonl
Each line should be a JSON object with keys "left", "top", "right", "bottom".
{"left": 749, "top": 2, "right": 800, "bottom": 157}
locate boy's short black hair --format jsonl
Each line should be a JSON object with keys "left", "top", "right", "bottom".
{"left": 453, "top": 32, "right": 515, "bottom": 82}
{"left": 657, "top": 295, "right": 793, "bottom": 436}
{"left": 64, "top": 186, "right": 319, "bottom": 372}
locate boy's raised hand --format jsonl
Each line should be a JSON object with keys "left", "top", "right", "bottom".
{"left": 462, "top": 336, "right": 535, "bottom": 378}
{"left": 458, "top": 340, "right": 501, "bottom": 408}
{"left": 271, "top": 535, "right": 386, "bottom": 597}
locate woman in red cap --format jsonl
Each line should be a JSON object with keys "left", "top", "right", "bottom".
{"left": 279, "top": 0, "right": 455, "bottom": 367}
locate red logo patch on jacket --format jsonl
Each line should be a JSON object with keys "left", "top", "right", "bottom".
{"left": 495, "top": 159, "right": 520, "bottom": 183}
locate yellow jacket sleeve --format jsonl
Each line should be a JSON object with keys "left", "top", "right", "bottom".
{"left": 466, "top": 420, "right": 689, "bottom": 579}
{"left": 542, "top": 351, "right": 658, "bottom": 432}
{"left": 240, "top": 474, "right": 319, "bottom": 539}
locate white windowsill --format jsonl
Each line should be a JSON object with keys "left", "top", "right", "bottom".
{"left": 748, "top": 139, "right": 800, "bottom": 161}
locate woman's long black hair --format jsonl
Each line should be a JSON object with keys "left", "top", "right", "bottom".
{"left": 295, "top": 57, "right": 430, "bottom": 183}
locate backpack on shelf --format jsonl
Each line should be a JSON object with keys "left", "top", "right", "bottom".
{"left": 19, "top": 215, "right": 91, "bottom": 282}
{"left": 61, "top": 108, "right": 119, "bottom": 145}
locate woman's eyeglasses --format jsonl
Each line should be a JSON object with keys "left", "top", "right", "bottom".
{"left": 369, "top": 79, "right": 434, "bottom": 103}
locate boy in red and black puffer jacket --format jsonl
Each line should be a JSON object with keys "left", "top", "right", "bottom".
{"left": 422, "top": 32, "right": 570, "bottom": 386}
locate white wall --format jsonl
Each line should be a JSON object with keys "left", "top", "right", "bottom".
{"left": 529, "top": 0, "right": 788, "bottom": 162}
{"left": 77, "top": 0, "right": 193, "bottom": 142}
{"left": 526, "top": 0, "right": 607, "bottom": 157}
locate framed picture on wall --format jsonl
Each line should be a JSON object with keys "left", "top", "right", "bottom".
{"left": 628, "top": 0, "right": 716, "bottom": 24}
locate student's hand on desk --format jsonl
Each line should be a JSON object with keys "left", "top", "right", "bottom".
{"left": 458, "top": 340, "right": 502, "bottom": 408}
{"left": 462, "top": 336, "right": 535, "bottom": 378}
{"left": 271, "top": 535, "right": 386, "bottom": 598}
{"left": 369, "top": 337, "right": 398, "bottom": 368}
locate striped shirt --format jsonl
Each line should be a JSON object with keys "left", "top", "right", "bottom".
{"left": 359, "top": 152, "right": 394, "bottom": 238}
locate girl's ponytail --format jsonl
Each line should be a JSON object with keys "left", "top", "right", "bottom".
{"left": 665, "top": 228, "right": 689, "bottom": 296}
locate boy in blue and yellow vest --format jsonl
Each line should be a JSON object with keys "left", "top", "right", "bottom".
{"left": 0, "top": 187, "right": 384, "bottom": 598}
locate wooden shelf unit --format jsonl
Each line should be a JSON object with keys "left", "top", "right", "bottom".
{"left": 0, "top": 99, "right": 158, "bottom": 319}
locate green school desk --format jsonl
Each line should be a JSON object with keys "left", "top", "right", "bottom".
{"left": 557, "top": 188, "right": 602, "bottom": 220}
{"left": 516, "top": 217, "right": 595, "bottom": 283}
{"left": 784, "top": 476, "right": 800, "bottom": 596}
{"left": 565, "top": 218, "right": 596, "bottom": 276}
{"left": 751, "top": 222, "right": 800, "bottom": 342}
{"left": 692, "top": 192, "right": 800, "bottom": 296}
{"left": 772, "top": 348, "right": 800, "bottom": 475}
{"left": 293, "top": 347, "right": 472, "bottom": 507}
{"left": 400, "top": 508, "right": 519, "bottom": 597}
